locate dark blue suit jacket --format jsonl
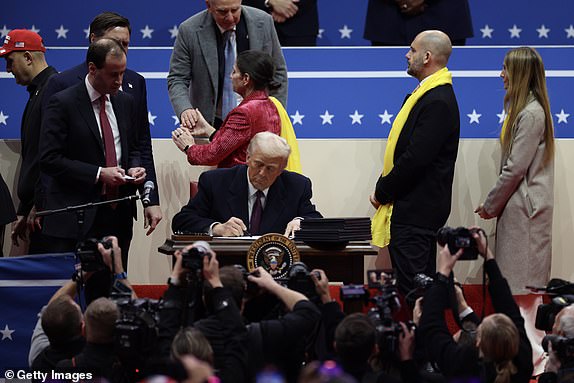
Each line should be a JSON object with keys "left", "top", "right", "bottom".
{"left": 364, "top": 0, "right": 473, "bottom": 45}
{"left": 172, "top": 165, "right": 322, "bottom": 234}
{"left": 43, "top": 62, "right": 159, "bottom": 206}
{"left": 39, "top": 81, "right": 139, "bottom": 238}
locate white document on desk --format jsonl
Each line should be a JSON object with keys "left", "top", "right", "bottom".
{"left": 222, "top": 236, "right": 261, "bottom": 240}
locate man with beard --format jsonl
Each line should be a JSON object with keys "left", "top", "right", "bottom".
{"left": 370, "top": 30, "right": 460, "bottom": 295}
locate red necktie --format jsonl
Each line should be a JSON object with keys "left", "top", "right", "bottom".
{"left": 99, "top": 95, "right": 118, "bottom": 200}
{"left": 250, "top": 190, "right": 264, "bottom": 235}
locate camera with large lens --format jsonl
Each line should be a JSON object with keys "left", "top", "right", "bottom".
{"left": 233, "top": 264, "right": 261, "bottom": 298}
{"left": 535, "top": 279, "right": 574, "bottom": 331}
{"left": 542, "top": 335, "right": 574, "bottom": 367}
{"left": 181, "top": 241, "right": 212, "bottom": 271}
{"left": 437, "top": 226, "right": 478, "bottom": 261}
{"left": 287, "top": 262, "right": 320, "bottom": 302}
{"left": 76, "top": 238, "right": 112, "bottom": 272}
{"left": 536, "top": 297, "right": 574, "bottom": 332}
{"left": 367, "top": 272, "right": 414, "bottom": 357}
{"left": 114, "top": 297, "right": 160, "bottom": 367}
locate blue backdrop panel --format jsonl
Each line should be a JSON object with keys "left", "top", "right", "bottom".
{"left": 1, "top": 46, "right": 572, "bottom": 139}
{"left": 0, "top": 253, "right": 76, "bottom": 372}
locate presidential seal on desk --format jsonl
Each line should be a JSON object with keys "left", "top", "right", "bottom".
{"left": 247, "top": 234, "right": 300, "bottom": 279}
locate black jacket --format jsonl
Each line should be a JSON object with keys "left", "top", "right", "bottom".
{"left": 17, "top": 66, "right": 57, "bottom": 214}
{"left": 172, "top": 165, "right": 322, "bottom": 234}
{"left": 43, "top": 62, "right": 159, "bottom": 207}
{"left": 418, "top": 260, "right": 533, "bottom": 382}
{"left": 375, "top": 84, "right": 460, "bottom": 230}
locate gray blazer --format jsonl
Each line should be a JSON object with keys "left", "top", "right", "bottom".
{"left": 167, "top": 6, "right": 288, "bottom": 124}
{"left": 483, "top": 99, "right": 554, "bottom": 293}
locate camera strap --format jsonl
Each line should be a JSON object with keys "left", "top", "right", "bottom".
{"left": 446, "top": 272, "right": 466, "bottom": 331}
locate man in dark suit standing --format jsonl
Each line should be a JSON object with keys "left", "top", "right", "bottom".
{"left": 39, "top": 39, "right": 144, "bottom": 261}
{"left": 0, "top": 29, "right": 57, "bottom": 253}
{"left": 42, "top": 12, "right": 162, "bottom": 264}
{"left": 370, "top": 30, "right": 460, "bottom": 295}
{"left": 172, "top": 132, "right": 322, "bottom": 237}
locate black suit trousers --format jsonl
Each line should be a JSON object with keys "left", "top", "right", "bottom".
{"left": 389, "top": 222, "right": 437, "bottom": 296}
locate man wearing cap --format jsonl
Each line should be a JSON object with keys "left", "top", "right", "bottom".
{"left": 0, "top": 29, "right": 57, "bottom": 254}
{"left": 42, "top": 12, "right": 162, "bottom": 267}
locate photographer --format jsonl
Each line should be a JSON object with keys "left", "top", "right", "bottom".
{"left": 310, "top": 268, "right": 421, "bottom": 382}
{"left": 28, "top": 235, "right": 132, "bottom": 369}
{"left": 55, "top": 297, "right": 121, "bottom": 379}
{"left": 309, "top": 268, "right": 346, "bottom": 361}
{"left": 158, "top": 243, "right": 247, "bottom": 383}
{"left": 418, "top": 228, "right": 533, "bottom": 382}
{"left": 538, "top": 306, "right": 574, "bottom": 382}
{"left": 245, "top": 266, "right": 321, "bottom": 382}
{"left": 97, "top": 236, "right": 134, "bottom": 297}
{"left": 29, "top": 285, "right": 85, "bottom": 369}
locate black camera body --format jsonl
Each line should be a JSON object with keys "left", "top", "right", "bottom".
{"left": 233, "top": 264, "right": 261, "bottom": 297}
{"left": 535, "top": 295, "right": 574, "bottom": 331}
{"left": 543, "top": 334, "right": 574, "bottom": 366}
{"left": 369, "top": 308, "right": 415, "bottom": 356}
{"left": 287, "top": 262, "right": 320, "bottom": 302}
{"left": 367, "top": 277, "right": 413, "bottom": 357}
{"left": 76, "top": 238, "right": 112, "bottom": 272}
{"left": 414, "top": 273, "right": 434, "bottom": 290}
{"left": 437, "top": 226, "right": 478, "bottom": 260}
{"left": 181, "top": 242, "right": 212, "bottom": 271}
{"left": 340, "top": 285, "right": 370, "bottom": 301}
{"left": 115, "top": 298, "right": 160, "bottom": 366}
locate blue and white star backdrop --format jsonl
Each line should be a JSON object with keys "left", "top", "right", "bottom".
{"left": 1, "top": 0, "right": 574, "bottom": 139}
{"left": 0, "top": 253, "right": 76, "bottom": 373}
{"left": 3, "top": 0, "right": 574, "bottom": 46}
{"left": 0, "top": 46, "right": 573, "bottom": 139}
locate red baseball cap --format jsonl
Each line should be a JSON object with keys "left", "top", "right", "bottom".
{"left": 0, "top": 29, "right": 46, "bottom": 57}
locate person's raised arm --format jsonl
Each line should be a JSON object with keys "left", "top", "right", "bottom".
{"left": 248, "top": 267, "right": 307, "bottom": 311}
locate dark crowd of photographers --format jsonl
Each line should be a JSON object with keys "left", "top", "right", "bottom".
{"left": 25, "top": 227, "right": 574, "bottom": 383}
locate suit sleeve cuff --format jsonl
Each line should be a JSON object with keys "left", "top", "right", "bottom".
{"left": 95, "top": 167, "right": 102, "bottom": 183}
{"left": 208, "top": 222, "right": 221, "bottom": 236}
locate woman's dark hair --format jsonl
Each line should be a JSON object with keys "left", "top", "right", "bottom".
{"left": 236, "top": 50, "right": 279, "bottom": 91}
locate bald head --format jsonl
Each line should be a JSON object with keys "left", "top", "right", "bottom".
{"left": 406, "top": 30, "right": 452, "bottom": 80}
{"left": 418, "top": 30, "right": 452, "bottom": 65}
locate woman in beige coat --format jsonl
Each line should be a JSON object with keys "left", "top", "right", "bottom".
{"left": 475, "top": 46, "right": 554, "bottom": 293}
{"left": 475, "top": 46, "right": 554, "bottom": 373}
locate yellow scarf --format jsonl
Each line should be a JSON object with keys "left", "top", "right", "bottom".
{"left": 371, "top": 67, "right": 453, "bottom": 247}
{"left": 269, "top": 96, "right": 303, "bottom": 174}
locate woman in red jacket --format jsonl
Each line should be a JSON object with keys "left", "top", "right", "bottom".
{"left": 172, "top": 50, "right": 282, "bottom": 168}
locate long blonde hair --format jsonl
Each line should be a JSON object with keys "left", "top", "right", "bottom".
{"left": 502, "top": 47, "right": 554, "bottom": 164}
{"left": 478, "top": 313, "right": 519, "bottom": 383}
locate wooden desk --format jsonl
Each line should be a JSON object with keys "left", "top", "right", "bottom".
{"left": 159, "top": 236, "right": 376, "bottom": 284}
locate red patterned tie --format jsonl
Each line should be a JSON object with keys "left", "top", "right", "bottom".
{"left": 99, "top": 95, "right": 118, "bottom": 200}
{"left": 250, "top": 190, "right": 264, "bottom": 235}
